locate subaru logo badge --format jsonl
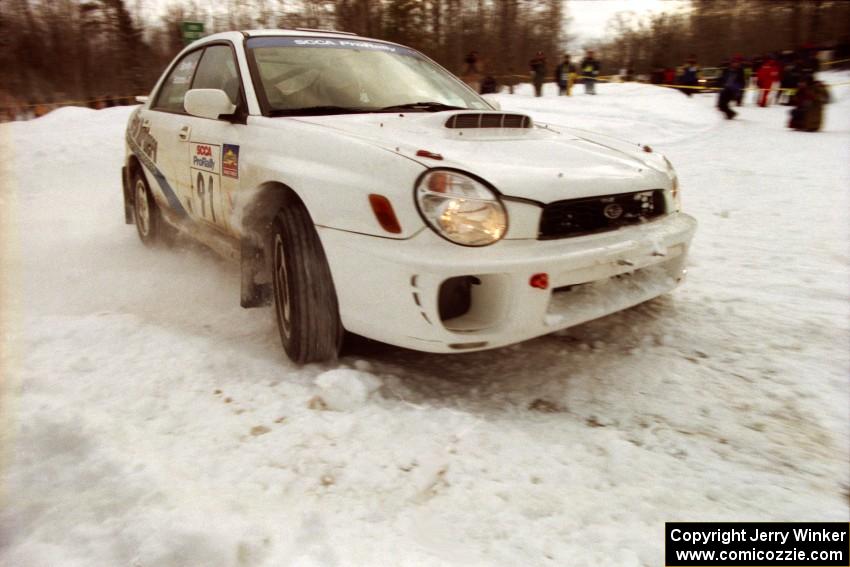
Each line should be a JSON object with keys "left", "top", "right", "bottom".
{"left": 603, "top": 203, "right": 624, "bottom": 219}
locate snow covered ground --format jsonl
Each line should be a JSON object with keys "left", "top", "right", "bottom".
{"left": 1, "top": 74, "right": 848, "bottom": 567}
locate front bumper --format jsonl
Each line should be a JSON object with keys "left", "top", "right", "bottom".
{"left": 319, "top": 212, "right": 697, "bottom": 353}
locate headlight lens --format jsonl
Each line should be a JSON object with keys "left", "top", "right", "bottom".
{"left": 416, "top": 170, "right": 507, "bottom": 246}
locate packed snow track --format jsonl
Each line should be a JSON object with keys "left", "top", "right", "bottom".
{"left": 1, "top": 74, "right": 848, "bottom": 567}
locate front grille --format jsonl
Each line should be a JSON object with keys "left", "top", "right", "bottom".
{"left": 539, "top": 189, "right": 665, "bottom": 239}
{"left": 445, "top": 113, "right": 532, "bottom": 129}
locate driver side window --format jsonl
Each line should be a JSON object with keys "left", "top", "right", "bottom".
{"left": 192, "top": 45, "right": 242, "bottom": 105}
{"left": 153, "top": 50, "right": 202, "bottom": 113}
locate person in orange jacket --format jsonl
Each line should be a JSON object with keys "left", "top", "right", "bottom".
{"left": 757, "top": 57, "right": 781, "bottom": 107}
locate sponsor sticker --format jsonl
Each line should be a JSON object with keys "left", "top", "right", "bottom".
{"left": 246, "top": 36, "right": 419, "bottom": 58}
{"left": 190, "top": 142, "right": 220, "bottom": 174}
{"left": 222, "top": 144, "right": 239, "bottom": 179}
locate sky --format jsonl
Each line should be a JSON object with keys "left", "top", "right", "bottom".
{"left": 567, "top": 0, "right": 690, "bottom": 46}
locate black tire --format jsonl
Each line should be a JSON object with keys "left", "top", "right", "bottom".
{"left": 132, "top": 171, "right": 175, "bottom": 246}
{"left": 271, "top": 197, "right": 343, "bottom": 363}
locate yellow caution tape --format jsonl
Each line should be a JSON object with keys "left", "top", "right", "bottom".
{"left": 823, "top": 57, "right": 850, "bottom": 67}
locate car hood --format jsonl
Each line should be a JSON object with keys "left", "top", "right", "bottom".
{"left": 287, "top": 111, "right": 672, "bottom": 203}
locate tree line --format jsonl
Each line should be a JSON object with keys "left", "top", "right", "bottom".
{"left": 0, "top": 0, "right": 566, "bottom": 108}
{"left": 594, "top": 0, "right": 850, "bottom": 75}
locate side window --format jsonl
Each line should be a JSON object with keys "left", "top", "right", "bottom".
{"left": 153, "top": 50, "right": 202, "bottom": 113}
{"left": 192, "top": 45, "right": 241, "bottom": 105}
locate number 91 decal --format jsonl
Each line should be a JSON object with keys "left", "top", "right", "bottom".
{"left": 190, "top": 142, "right": 222, "bottom": 224}
{"left": 195, "top": 172, "right": 217, "bottom": 222}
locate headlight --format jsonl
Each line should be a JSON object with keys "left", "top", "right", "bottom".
{"left": 415, "top": 170, "right": 507, "bottom": 246}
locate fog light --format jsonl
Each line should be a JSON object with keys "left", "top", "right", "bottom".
{"left": 530, "top": 273, "right": 549, "bottom": 290}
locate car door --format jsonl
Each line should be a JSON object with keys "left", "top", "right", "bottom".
{"left": 182, "top": 43, "right": 246, "bottom": 236}
{"left": 142, "top": 49, "right": 203, "bottom": 219}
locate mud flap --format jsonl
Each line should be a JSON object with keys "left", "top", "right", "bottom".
{"left": 122, "top": 166, "right": 134, "bottom": 224}
{"left": 240, "top": 237, "right": 272, "bottom": 308}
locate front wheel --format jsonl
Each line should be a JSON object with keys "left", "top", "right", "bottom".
{"left": 271, "top": 199, "right": 343, "bottom": 364}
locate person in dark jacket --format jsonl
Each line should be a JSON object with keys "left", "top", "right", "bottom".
{"left": 717, "top": 57, "right": 745, "bottom": 119}
{"left": 799, "top": 44, "right": 821, "bottom": 76}
{"left": 464, "top": 51, "right": 480, "bottom": 75}
{"left": 789, "top": 77, "right": 831, "bottom": 131}
{"left": 555, "top": 54, "right": 577, "bottom": 96}
{"left": 480, "top": 74, "right": 498, "bottom": 95}
{"left": 679, "top": 55, "right": 700, "bottom": 96}
{"left": 579, "top": 50, "right": 600, "bottom": 94}
{"left": 529, "top": 51, "right": 547, "bottom": 97}
{"left": 778, "top": 56, "right": 800, "bottom": 105}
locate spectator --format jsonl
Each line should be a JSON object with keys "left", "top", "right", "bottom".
{"left": 555, "top": 54, "right": 576, "bottom": 96}
{"left": 736, "top": 56, "right": 749, "bottom": 106}
{"left": 464, "top": 51, "right": 480, "bottom": 75}
{"left": 756, "top": 56, "right": 780, "bottom": 107}
{"left": 799, "top": 43, "right": 820, "bottom": 76}
{"left": 462, "top": 50, "right": 482, "bottom": 93}
{"left": 717, "top": 57, "right": 745, "bottom": 119}
{"left": 650, "top": 67, "right": 664, "bottom": 84}
{"left": 778, "top": 53, "right": 800, "bottom": 105}
{"left": 789, "top": 77, "right": 830, "bottom": 132}
{"left": 529, "top": 51, "right": 547, "bottom": 97}
{"left": 480, "top": 74, "right": 498, "bottom": 95}
{"left": 580, "top": 50, "right": 600, "bottom": 95}
{"left": 679, "top": 55, "right": 700, "bottom": 97}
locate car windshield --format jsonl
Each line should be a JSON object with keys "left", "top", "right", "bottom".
{"left": 247, "top": 36, "right": 490, "bottom": 115}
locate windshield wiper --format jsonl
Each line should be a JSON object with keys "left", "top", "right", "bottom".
{"left": 269, "top": 106, "right": 372, "bottom": 117}
{"left": 377, "top": 101, "right": 466, "bottom": 112}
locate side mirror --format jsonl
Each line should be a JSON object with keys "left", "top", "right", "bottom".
{"left": 184, "top": 89, "right": 236, "bottom": 120}
{"left": 482, "top": 95, "right": 501, "bottom": 111}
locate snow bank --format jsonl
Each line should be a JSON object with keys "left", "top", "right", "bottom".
{"left": 495, "top": 81, "right": 720, "bottom": 144}
{"left": 1, "top": 79, "right": 848, "bottom": 566}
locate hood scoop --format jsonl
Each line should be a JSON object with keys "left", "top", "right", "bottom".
{"left": 445, "top": 112, "right": 533, "bottom": 129}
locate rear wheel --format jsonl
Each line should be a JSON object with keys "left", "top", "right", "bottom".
{"left": 271, "top": 198, "right": 343, "bottom": 363}
{"left": 132, "top": 172, "right": 175, "bottom": 246}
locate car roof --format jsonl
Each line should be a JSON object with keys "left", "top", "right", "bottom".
{"left": 195, "top": 28, "right": 366, "bottom": 45}
{"left": 192, "top": 29, "right": 415, "bottom": 57}
{"left": 195, "top": 28, "right": 428, "bottom": 49}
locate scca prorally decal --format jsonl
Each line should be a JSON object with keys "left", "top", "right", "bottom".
{"left": 191, "top": 142, "right": 219, "bottom": 174}
{"left": 247, "top": 36, "right": 419, "bottom": 57}
{"left": 292, "top": 39, "right": 396, "bottom": 52}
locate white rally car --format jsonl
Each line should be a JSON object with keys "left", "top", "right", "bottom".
{"left": 122, "top": 29, "right": 697, "bottom": 363}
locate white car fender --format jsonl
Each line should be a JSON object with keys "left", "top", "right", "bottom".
{"left": 236, "top": 116, "right": 427, "bottom": 239}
